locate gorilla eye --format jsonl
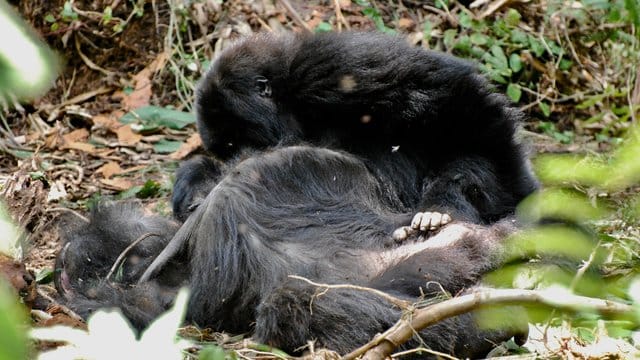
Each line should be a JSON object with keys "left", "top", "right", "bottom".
{"left": 255, "top": 76, "right": 271, "bottom": 97}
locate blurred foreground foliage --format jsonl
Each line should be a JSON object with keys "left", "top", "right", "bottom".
{"left": 484, "top": 124, "right": 640, "bottom": 343}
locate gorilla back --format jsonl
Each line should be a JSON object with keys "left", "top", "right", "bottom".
{"left": 193, "top": 31, "right": 538, "bottom": 222}
{"left": 151, "top": 145, "right": 524, "bottom": 356}
{"left": 58, "top": 146, "right": 526, "bottom": 357}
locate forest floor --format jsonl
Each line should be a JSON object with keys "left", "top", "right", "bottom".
{"left": 1, "top": 0, "right": 639, "bottom": 359}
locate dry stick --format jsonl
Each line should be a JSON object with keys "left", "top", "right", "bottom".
{"left": 343, "top": 288, "right": 634, "bottom": 360}
{"left": 74, "top": 36, "right": 113, "bottom": 77}
{"left": 333, "top": 0, "right": 350, "bottom": 31}
{"left": 104, "top": 233, "right": 160, "bottom": 283}
{"left": 289, "top": 275, "right": 411, "bottom": 309}
{"left": 45, "top": 207, "right": 89, "bottom": 223}
{"left": 277, "top": 0, "right": 312, "bottom": 33}
{"left": 36, "top": 287, "right": 85, "bottom": 322}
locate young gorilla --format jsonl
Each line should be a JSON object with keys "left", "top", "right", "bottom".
{"left": 58, "top": 146, "right": 527, "bottom": 358}
{"left": 55, "top": 204, "right": 188, "bottom": 330}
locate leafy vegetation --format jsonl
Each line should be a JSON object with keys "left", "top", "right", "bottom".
{"left": 1, "top": 0, "right": 639, "bottom": 358}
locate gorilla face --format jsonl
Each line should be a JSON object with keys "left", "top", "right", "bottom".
{"left": 195, "top": 34, "right": 300, "bottom": 159}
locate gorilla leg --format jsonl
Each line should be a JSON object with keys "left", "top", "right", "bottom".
{"left": 254, "top": 220, "right": 523, "bottom": 357}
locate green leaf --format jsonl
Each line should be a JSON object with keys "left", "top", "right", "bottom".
{"left": 443, "top": 29, "right": 458, "bottom": 50}
{"left": 528, "top": 36, "right": 545, "bottom": 57}
{"left": 490, "top": 45, "right": 509, "bottom": 70}
{"left": 199, "top": 346, "right": 226, "bottom": 360}
{"left": 538, "top": 101, "right": 551, "bottom": 117}
{"left": 505, "top": 8, "right": 521, "bottom": 27}
{"left": 506, "top": 83, "right": 522, "bottom": 102}
{"left": 61, "top": 1, "right": 78, "bottom": 21}
{"left": 315, "top": 22, "right": 332, "bottom": 33}
{"left": 470, "top": 33, "right": 488, "bottom": 46}
{"left": 153, "top": 139, "right": 182, "bottom": 154}
{"left": 0, "top": 281, "right": 28, "bottom": 360}
{"left": 44, "top": 14, "right": 56, "bottom": 23}
{"left": 510, "top": 29, "right": 528, "bottom": 44}
{"left": 454, "top": 35, "right": 471, "bottom": 53}
{"left": 102, "top": 6, "right": 113, "bottom": 23}
{"left": 624, "top": 0, "right": 640, "bottom": 28}
{"left": 119, "top": 106, "right": 195, "bottom": 130}
{"left": 36, "top": 268, "right": 54, "bottom": 284}
{"left": 136, "top": 180, "right": 161, "bottom": 198}
{"left": 423, "top": 21, "right": 433, "bottom": 42}
{"left": 559, "top": 58, "right": 572, "bottom": 71}
{"left": 118, "top": 185, "right": 143, "bottom": 199}
{"left": 459, "top": 11, "right": 472, "bottom": 28}
{"left": 509, "top": 53, "right": 523, "bottom": 72}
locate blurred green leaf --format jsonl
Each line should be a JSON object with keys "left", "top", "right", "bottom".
{"left": 506, "top": 83, "right": 522, "bottom": 102}
{"left": 136, "top": 180, "right": 161, "bottom": 199}
{"left": 538, "top": 102, "right": 551, "bottom": 117}
{"left": 505, "top": 8, "right": 522, "bottom": 27}
{"left": 315, "top": 22, "right": 332, "bottom": 33}
{"left": 153, "top": 139, "right": 182, "bottom": 154}
{"left": 470, "top": 33, "right": 489, "bottom": 46}
{"left": 509, "top": 53, "right": 523, "bottom": 72}
{"left": 0, "top": 281, "right": 28, "bottom": 360}
{"left": 199, "top": 346, "right": 227, "bottom": 360}
{"left": 503, "top": 225, "right": 599, "bottom": 263}
{"left": 119, "top": 106, "right": 195, "bottom": 130}
{"left": 35, "top": 268, "right": 53, "bottom": 284}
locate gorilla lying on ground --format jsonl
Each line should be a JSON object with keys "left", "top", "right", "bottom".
{"left": 55, "top": 31, "right": 539, "bottom": 357}
{"left": 57, "top": 146, "right": 527, "bottom": 358}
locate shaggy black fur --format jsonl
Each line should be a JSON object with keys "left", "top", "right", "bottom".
{"left": 57, "top": 32, "right": 540, "bottom": 358}
{"left": 54, "top": 204, "right": 187, "bottom": 329}
{"left": 178, "top": 31, "right": 539, "bottom": 223}
{"left": 57, "top": 146, "right": 527, "bottom": 357}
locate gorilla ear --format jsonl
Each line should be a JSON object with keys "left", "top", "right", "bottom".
{"left": 255, "top": 76, "right": 272, "bottom": 98}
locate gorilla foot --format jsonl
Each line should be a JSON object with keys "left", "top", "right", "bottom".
{"left": 392, "top": 211, "right": 452, "bottom": 242}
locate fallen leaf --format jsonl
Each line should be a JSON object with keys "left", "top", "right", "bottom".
{"left": 62, "top": 141, "right": 96, "bottom": 154}
{"left": 120, "top": 165, "right": 147, "bottom": 174}
{"left": 116, "top": 52, "right": 169, "bottom": 111}
{"left": 96, "top": 162, "right": 123, "bottom": 179}
{"left": 62, "top": 128, "right": 89, "bottom": 143}
{"left": 92, "top": 114, "right": 122, "bottom": 132}
{"left": 44, "top": 132, "right": 61, "bottom": 149}
{"left": 398, "top": 18, "right": 415, "bottom": 30}
{"left": 100, "top": 178, "right": 133, "bottom": 191}
{"left": 170, "top": 133, "right": 202, "bottom": 159}
{"left": 116, "top": 124, "right": 142, "bottom": 146}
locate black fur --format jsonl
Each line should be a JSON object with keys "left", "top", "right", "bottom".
{"left": 184, "top": 31, "right": 538, "bottom": 223}
{"left": 55, "top": 204, "right": 187, "bottom": 329}
{"left": 56, "top": 32, "right": 541, "bottom": 357}
{"left": 58, "top": 146, "right": 527, "bottom": 357}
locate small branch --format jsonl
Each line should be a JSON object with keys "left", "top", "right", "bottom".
{"left": 343, "top": 288, "right": 634, "bottom": 360}
{"left": 104, "top": 233, "right": 160, "bottom": 282}
{"left": 36, "top": 288, "right": 85, "bottom": 322}
{"left": 277, "top": 0, "right": 312, "bottom": 33}
{"left": 288, "top": 275, "right": 411, "bottom": 309}
{"left": 333, "top": 0, "right": 350, "bottom": 31}
{"left": 75, "top": 36, "right": 113, "bottom": 77}
{"left": 45, "top": 207, "right": 89, "bottom": 223}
